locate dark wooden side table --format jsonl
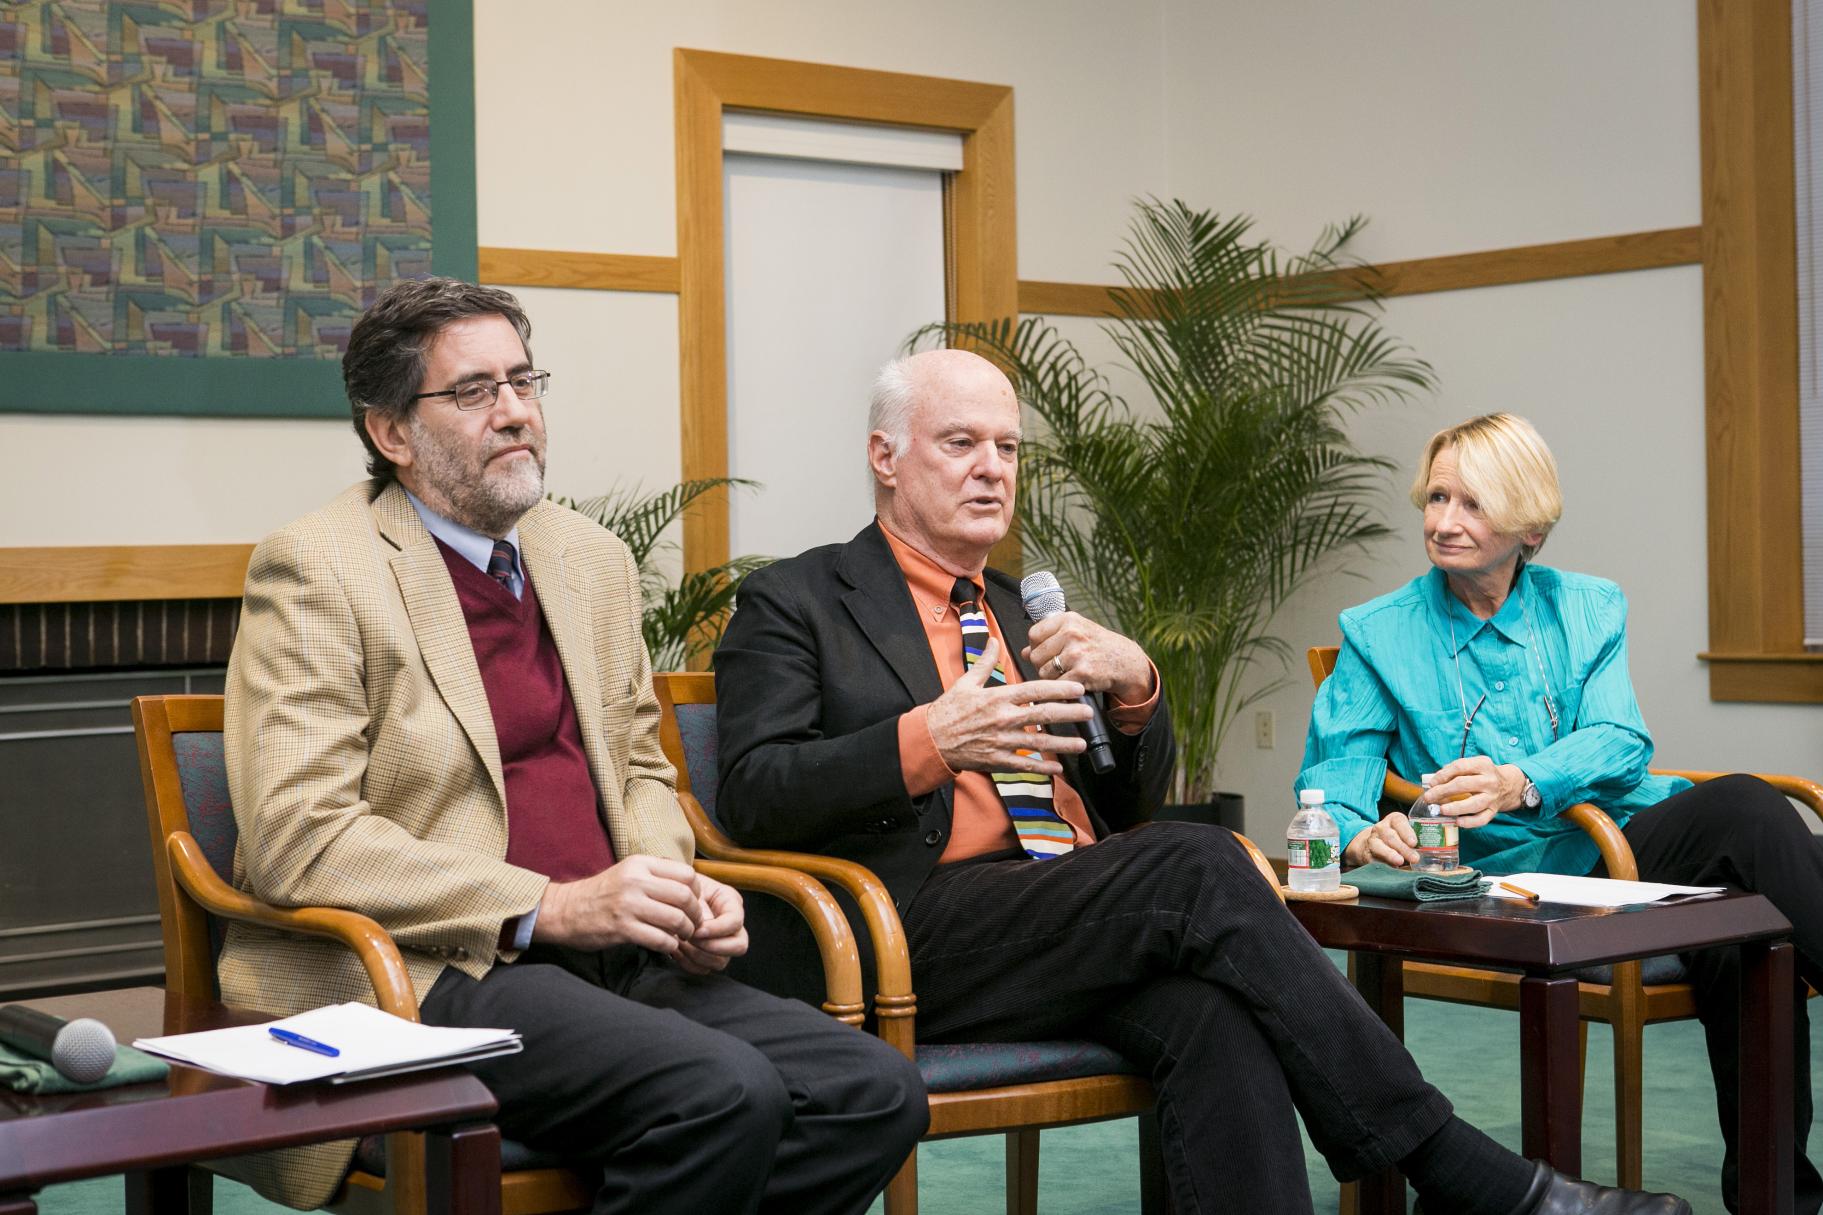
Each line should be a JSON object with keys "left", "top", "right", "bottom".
{"left": 1290, "top": 890, "right": 1795, "bottom": 1215}
{"left": 0, "top": 991, "right": 501, "bottom": 1215}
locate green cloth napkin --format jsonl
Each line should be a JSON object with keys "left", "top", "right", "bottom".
{"left": 1344, "top": 861, "right": 1492, "bottom": 903}
{"left": 0, "top": 1040, "right": 169, "bottom": 1094}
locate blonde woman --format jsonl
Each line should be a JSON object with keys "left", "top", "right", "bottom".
{"left": 1298, "top": 413, "right": 1822, "bottom": 1215}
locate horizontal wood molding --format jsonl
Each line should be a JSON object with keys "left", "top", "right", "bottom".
{"left": 2, "top": 546, "right": 253, "bottom": 605}
{"left": 1018, "top": 226, "right": 1702, "bottom": 317}
{"left": 475, "top": 226, "right": 1704, "bottom": 319}
{"left": 1700, "top": 654, "right": 1823, "bottom": 703}
{"left": 478, "top": 248, "right": 681, "bottom": 293}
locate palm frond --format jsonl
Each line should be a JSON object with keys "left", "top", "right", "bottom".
{"left": 916, "top": 200, "right": 1433, "bottom": 800}
{"left": 551, "top": 479, "right": 771, "bottom": 671}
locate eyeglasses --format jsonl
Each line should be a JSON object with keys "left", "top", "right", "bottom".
{"left": 1455, "top": 687, "right": 1561, "bottom": 759}
{"left": 412, "top": 370, "right": 551, "bottom": 411}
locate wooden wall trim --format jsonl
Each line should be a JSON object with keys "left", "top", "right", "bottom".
{"left": 2, "top": 546, "right": 253, "bottom": 605}
{"left": 1697, "top": 0, "right": 1814, "bottom": 702}
{"left": 478, "top": 248, "right": 680, "bottom": 293}
{"left": 487, "top": 225, "right": 1701, "bottom": 319}
{"left": 672, "top": 49, "right": 1016, "bottom": 577}
{"left": 1018, "top": 226, "right": 1702, "bottom": 318}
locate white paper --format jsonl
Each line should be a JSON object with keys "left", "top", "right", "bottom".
{"left": 1484, "top": 872, "right": 1726, "bottom": 909}
{"left": 134, "top": 1002, "right": 520, "bottom": 1085}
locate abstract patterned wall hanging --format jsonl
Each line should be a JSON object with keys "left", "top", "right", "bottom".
{"left": 0, "top": 0, "right": 476, "bottom": 416}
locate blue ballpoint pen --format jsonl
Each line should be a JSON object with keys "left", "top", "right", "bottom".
{"left": 269, "top": 1027, "right": 340, "bottom": 1057}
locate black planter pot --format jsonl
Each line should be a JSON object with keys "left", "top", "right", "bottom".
{"left": 1153, "top": 792, "right": 1245, "bottom": 833}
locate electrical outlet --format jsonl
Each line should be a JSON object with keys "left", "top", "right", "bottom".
{"left": 1253, "top": 709, "right": 1275, "bottom": 749}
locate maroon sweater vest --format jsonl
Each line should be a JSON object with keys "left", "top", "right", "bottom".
{"left": 437, "top": 539, "right": 615, "bottom": 882}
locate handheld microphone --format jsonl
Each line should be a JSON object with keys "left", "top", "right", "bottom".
{"left": 0, "top": 1005, "right": 117, "bottom": 1083}
{"left": 1019, "top": 571, "right": 1117, "bottom": 775}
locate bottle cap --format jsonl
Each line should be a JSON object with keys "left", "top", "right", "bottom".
{"left": 1298, "top": 789, "right": 1324, "bottom": 806}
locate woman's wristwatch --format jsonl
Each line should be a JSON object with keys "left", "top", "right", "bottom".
{"left": 1520, "top": 775, "right": 1542, "bottom": 808}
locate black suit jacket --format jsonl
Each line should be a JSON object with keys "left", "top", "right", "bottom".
{"left": 713, "top": 521, "right": 1176, "bottom": 1004}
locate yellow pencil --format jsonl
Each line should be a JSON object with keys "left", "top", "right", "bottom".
{"left": 1499, "top": 881, "right": 1541, "bottom": 903}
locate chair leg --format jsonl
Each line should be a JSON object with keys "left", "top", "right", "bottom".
{"left": 1006, "top": 1129, "right": 1040, "bottom": 1215}
{"left": 1613, "top": 1017, "right": 1645, "bottom": 1189}
{"left": 884, "top": 1146, "right": 919, "bottom": 1215}
{"left": 1338, "top": 1179, "right": 1359, "bottom": 1215}
{"left": 1137, "top": 1111, "right": 1171, "bottom": 1215}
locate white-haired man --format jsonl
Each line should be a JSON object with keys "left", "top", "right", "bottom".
{"left": 713, "top": 347, "right": 1691, "bottom": 1215}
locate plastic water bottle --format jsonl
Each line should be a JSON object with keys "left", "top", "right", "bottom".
{"left": 1287, "top": 789, "right": 1341, "bottom": 893}
{"left": 1411, "top": 773, "right": 1460, "bottom": 873}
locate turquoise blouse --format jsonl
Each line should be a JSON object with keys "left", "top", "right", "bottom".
{"left": 1295, "top": 564, "right": 1690, "bottom": 876}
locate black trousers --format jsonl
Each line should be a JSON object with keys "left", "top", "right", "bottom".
{"left": 905, "top": 821, "right": 1456, "bottom": 1215}
{"left": 1605, "top": 774, "right": 1823, "bottom": 1215}
{"left": 418, "top": 942, "right": 928, "bottom": 1215}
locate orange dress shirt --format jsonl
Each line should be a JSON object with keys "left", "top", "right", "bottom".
{"left": 878, "top": 521, "right": 1160, "bottom": 862}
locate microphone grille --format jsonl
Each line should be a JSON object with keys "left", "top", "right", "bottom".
{"left": 1019, "top": 570, "right": 1067, "bottom": 621}
{"left": 53, "top": 1018, "right": 117, "bottom": 1084}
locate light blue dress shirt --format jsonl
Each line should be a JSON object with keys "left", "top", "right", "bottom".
{"left": 404, "top": 488, "right": 525, "bottom": 599}
{"left": 1296, "top": 563, "right": 1690, "bottom": 877}
{"left": 403, "top": 487, "right": 538, "bottom": 947}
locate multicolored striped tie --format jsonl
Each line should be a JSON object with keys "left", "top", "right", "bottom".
{"left": 487, "top": 540, "right": 517, "bottom": 590}
{"left": 949, "top": 577, "right": 1075, "bottom": 860}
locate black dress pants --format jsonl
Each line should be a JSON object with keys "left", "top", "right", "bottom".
{"left": 418, "top": 942, "right": 928, "bottom": 1215}
{"left": 904, "top": 821, "right": 1456, "bottom": 1215}
{"left": 1610, "top": 774, "right": 1823, "bottom": 1215}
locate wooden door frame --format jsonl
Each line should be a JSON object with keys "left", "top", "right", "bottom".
{"left": 673, "top": 48, "right": 1017, "bottom": 575}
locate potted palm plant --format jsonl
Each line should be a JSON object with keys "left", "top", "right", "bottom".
{"left": 915, "top": 198, "right": 1432, "bottom": 816}
{"left": 553, "top": 479, "right": 770, "bottom": 671}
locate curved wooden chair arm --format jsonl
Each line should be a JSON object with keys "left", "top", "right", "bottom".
{"left": 1382, "top": 772, "right": 1424, "bottom": 805}
{"left": 1561, "top": 803, "right": 1637, "bottom": 881}
{"left": 1231, "top": 832, "right": 1285, "bottom": 903}
{"left": 679, "top": 793, "right": 917, "bottom": 1056}
{"left": 167, "top": 831, "right": 418, "bottom": 1019}
{"left": 1652, "top": 769, "right": 1823, "bottom": 822}
{"left": 693, "top": 858, "right": 865, "bottom": 1025}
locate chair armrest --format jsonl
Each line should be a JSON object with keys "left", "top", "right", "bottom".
{"left": 1652, "top": 769, "right": 1823, "bottom": 824}
{"left": 1560, "top": 803, "right": 1637, "bottom": 881}
{"left": 1231, "top": 832, "right": 1286, "bottom": 903}
{"left": 166, "top": 831, "right": 418, "bottom": 1019}
{"left": 694, "top": 858, "right": 864, "bottom": 1025}
{"left": 1384, "top": 767, "right": 1637, "bottom": 879}
{"left": 1383, "top": 772, "right": 1424, "bottom": 805}
{"left": 679, "top": 793, "right": 919, "bottom": 1057}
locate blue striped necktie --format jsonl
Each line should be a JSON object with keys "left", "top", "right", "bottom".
{"left": 949, "top": 577, "right": 1075, "bottom": 860}
{"left": 487, "top": 540, "right": 517, "bottom": 590}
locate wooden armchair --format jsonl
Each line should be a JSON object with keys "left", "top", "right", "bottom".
{"left": 132, "top": 693, "right": 863, "bottom": 1215}
{"left": 654, "top": 671, "right": 1287, "bottom": 1215}
{"left": 1306, "top": 645, "right": 1823, "bottom": 1190}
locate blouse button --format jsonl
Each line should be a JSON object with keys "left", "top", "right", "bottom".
{"left": 1494, "top": 680, "right": 1506, "bottom": 691}
{"left": 1508, "top": 736, "right": 1520, "bottom": 747}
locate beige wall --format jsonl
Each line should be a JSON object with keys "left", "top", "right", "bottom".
{"left": 1, "top": 0, "right": 1170, "bottom": 546}
{"left": 1167, "top": 1, "right": 1823, "bottom": 843}
{"left": 9, "top": 1, "right": 1818, "bottom": 832}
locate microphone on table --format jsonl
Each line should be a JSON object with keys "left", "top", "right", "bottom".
{"left": 0, "top": 1005, "right": 117, "bottom": 1083}
{"left": 1019, "top": 571, "right": 1117, "bottom": 775}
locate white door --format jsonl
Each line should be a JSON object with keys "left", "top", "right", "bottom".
{"left": 722, "top": 114, "right": 960, "bottom": 561}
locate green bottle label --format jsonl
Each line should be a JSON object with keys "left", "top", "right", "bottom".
{"left": 1290, "top": 837, "right": 1335, "bottom": 869}
{"left": 1414, "top": 820, "right": 1457, "bottom": 849}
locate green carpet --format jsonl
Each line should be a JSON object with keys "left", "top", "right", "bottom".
{"left": 34, "top": 965, "right": 1814, "bottom": 1214}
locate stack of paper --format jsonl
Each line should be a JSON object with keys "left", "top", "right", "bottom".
{"left": 1486, "top": 872, "right": 1726, "bottom": 909}
{"left": 135, "top": 1002, "right": 521, "bottom": 1085}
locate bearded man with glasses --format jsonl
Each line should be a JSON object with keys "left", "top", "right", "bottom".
{"left": 220, "top": 277, "right": 926, "bottom": 1214}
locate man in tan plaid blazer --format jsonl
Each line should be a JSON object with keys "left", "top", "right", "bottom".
{"left": 222, "top": 278, "right": 925, "bottom": 1213}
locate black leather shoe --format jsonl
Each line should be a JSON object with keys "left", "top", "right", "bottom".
{"left": 1508, "top": 1160, "right": 1692, "bottom": 1215}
